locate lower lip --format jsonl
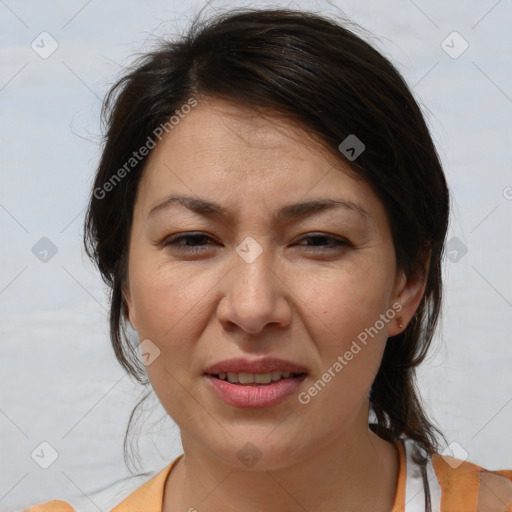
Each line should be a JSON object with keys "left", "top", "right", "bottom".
{"left": 204, "top": 374, "right": 307, "bottom": 408}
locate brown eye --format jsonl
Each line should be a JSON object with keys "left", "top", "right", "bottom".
{"left": 295, "top": 234, "right": 351, "bottom": 250}
{"left": 162, "top": 233, "right": 217, "bottom": 254}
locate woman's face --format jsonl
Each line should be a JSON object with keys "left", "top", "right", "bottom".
{"left": 124, "top": 97, "right": 420, "bottom": 470}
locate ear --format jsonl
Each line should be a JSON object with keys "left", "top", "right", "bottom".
{"left": 387, "top": 247, "right": 431, "bottom": 337}
{"left": 122, "top": 284, "right": 138, "bottom": 331}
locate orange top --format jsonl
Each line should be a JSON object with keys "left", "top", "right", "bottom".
{"left": 22, "top": 438, "right": 512, "bottom": 512}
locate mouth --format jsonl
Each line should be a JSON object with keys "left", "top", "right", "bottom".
{"left": 204, "top": 370, "right": 308, "bottom": 408}
{"left": 203, "top": 357, "right": 309, "bottom": 407}
{"left": 206, "top": 371, "right": 308, "bottom": 385}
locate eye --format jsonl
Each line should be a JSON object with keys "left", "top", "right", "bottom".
{"left": 161, "top": 233, "right": 218, "bottom": 254}
{"left": 295, "top": 233, "right": 351, "bottom": 250}
{"left": 161, "top": 232, "right": 352, "bottom": 255}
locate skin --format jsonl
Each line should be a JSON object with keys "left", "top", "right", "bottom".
{"left": 123, "top": 97, "right": 429, "bottom": 512}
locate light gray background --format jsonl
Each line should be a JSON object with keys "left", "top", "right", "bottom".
{"left": 1, "top": 0, "right": 511, "bottom": 510}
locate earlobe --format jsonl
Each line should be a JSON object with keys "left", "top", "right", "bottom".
{"left": 389, "top": 249, "right": 431, "bottom": 336}
{"left": 399, "top": 269, "right": 427, "bottom": 313}
{"left": 122, "top": 286, "right": 138, "bottom": 331}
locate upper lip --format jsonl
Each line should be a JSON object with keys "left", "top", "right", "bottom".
{"left": 203, "top": 357, "right": 308, "bottom": 375}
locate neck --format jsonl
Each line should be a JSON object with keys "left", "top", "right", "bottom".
{"left": 163, "top": 413, "right": 399, "bottom": 512}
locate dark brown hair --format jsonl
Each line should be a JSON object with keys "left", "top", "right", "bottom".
{"left": 83, "top": 6, "right": 449, "bottom": 468}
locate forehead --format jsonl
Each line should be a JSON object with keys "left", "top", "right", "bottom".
{"left": 146, "top": 96, "right": 357, "bottom": 178}
{"left": 176, "top": 97, "right": 324, "bottom": 148}
{"left": 134, "top": 97, "right": 385, "bottom": 226}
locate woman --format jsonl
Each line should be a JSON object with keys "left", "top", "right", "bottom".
{"left": 25, "top": 7, "right": 512, "bottom": 512}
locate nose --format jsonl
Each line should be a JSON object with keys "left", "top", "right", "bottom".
{"left": 216, "top": 243, "right": 292, "bottom": 335}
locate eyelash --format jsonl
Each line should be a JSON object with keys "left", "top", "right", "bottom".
{"left": 161, "top": 232, "right": 351, "bottom": 254}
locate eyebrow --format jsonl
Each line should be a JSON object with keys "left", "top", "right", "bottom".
{"left": 148, "top": 193, "right": 369, "bottom": 222}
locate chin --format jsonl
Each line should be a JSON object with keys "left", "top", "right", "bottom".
{"left": 205, "top": 435, "right": 310, "bottom": 472}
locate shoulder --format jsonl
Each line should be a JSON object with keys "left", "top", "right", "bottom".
{"left": 476, "top": 471, "right": 512, "bottom": 511}
{"left": 426, "top": 443, "right": 512, "bottom": 511}
{"left": 400, "top": 438, "right": 512, "bottom": 511}
{"left": 22, "top": 500, "right": 76, "bottom": 512}
{"left": 21, "top": 456, "right": 183, "bottom": 512}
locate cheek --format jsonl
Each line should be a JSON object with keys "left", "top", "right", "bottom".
{"left": 292, "top": 272, "right": 391, "bottom": 424}
{"left": 296, "top": 264, "right": 393, "bottom": 384}
{"left": 129, "top": 263, "right": 214, "bottom": 409}
{"left": 305, "top": 265, "right": 393, "bottom": 340}
{"left": 129, "top": 260, "right": 213, "bottom": 340}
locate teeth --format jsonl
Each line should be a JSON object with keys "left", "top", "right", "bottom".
{"left": 271, "top": 371, "right": 282, "bottom": 381}
{"left": 227, "top": 371, "right": 240, "bottom": 383}
{"left": 217, "top": 371, "right": 296, "bottom": 384}
{"left": 238, "top": 372, "right": 254, "bottom": 384}
{"left": 255, "top": 372, "right": 272, "bottom": 384}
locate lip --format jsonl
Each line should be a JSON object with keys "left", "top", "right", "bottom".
{"left": 203, "top": 356, "right": 308, "bottom": 375}
{"left": 204, "top": 373, "right": 308, "bottom": 408}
